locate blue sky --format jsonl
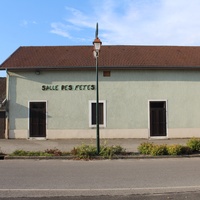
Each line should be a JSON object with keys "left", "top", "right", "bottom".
{"left": 1, "top": 0, "right": 200, "bottom": 77}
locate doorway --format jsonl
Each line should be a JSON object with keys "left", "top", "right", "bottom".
{"left": 29, "top": 102, "right": 46, "bottom": 138}
{"left": 150, "top": 101, "right": 167, "bottom": 137}
{"left": 0, "top": 111, "right": 5, "bottom": 139}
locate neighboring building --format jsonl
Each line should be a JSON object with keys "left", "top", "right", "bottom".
{"left": 1, "top": 45, "right": 200, "bottom": 139}
{"left": 0, "top": 77, "right": 6, "bottom": 138}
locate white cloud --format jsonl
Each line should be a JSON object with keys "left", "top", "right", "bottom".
{"left": 96, "top": 0, "right": 200, "bottom": 45}
{"left": 51, "top": 0, "right": 200, "bottom": 46}
{"left": 20, "top": 20, "right": 38, "bottom": 27}
{"left": 50, "top": 23, "right": 72, "bottom": 38}
{"left": 50, "top": 21, "right": 90, "bottom": 43}
{"left": 140, "top": 1, "right": 199, "bottom": 45}
{"left": 20, "top": 20, "right": 28, "bottom": 27}
{"left": 65, "top": 7, "right": 91, "bottom": 27}
{"left": 50, "top": 6, "right": 94, "bottom": 42}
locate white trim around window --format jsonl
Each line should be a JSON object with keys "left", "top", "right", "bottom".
{"left": 89, "top": 100, "right": 106, "bottom": 128}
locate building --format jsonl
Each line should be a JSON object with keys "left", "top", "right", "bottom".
{"left": 1, "top": 45, "right": 200, "bottom": 139}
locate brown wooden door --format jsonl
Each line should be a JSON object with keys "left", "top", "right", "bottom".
{"left": 150, "top": 102, "right": 166, "bottom": 137}
{"left": 29, "top": 102, "right": 46, "bottom": 137}
{"left": 0, "top": 111, "right": 5, "bottom": 139}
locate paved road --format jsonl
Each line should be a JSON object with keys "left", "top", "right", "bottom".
{"left": 0, "top": 158, "right": 200, "bottom": 198}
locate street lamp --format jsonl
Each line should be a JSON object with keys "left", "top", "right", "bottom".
{"left": 93, "top": 23, "right": 102, "bottom": 154}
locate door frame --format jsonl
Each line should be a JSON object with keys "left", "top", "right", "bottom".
{"left": 148, "top": 100, "right": 168, "bottom": 139}
{"left": 28, "top": 100, "right": 47, "bottom": 139}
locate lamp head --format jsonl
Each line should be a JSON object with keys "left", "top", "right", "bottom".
{"left": 93, "top": 37, "right": 102, "bottom": 51}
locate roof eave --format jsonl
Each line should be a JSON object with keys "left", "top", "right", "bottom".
{"left": 3, "top": 65, "right": 200, "bottom": 71}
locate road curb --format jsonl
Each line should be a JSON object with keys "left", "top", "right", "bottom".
{"left": 3, "top": 154, "right": 200, "bottom": 160}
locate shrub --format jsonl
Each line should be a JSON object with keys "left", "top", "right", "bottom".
{"left": 27, "top": 151, "right": 51, "bottom": 156}
{"left": 137, "top": 142, "right": 154, "bottom": 155}
{"left": 138, "top": 141, "right": 196, "bottom": 156}
{"left": 10, "top": 150, "right": 28, "bottom": 156}
{"left": 111, "top": 145, "right": 125, "bottom": 154}
{"left": 167, "top": 144, "right": 183, "bottom": 155}
{"left": 181, "top": 146, "right": 192, "bottom": 155}
{"left": 45, "top": 148, "right": 62, "bottom": 156}
{"left": 10, "top": 150, "right": 51, "bottom": 156}
{"left": 71, "top": 144, "right": 97, "bottom": 159}
{"left": 150, "top": 144, "right": 168, "bottom": 156}
{"left": 186, "top": 138, "right": 200, "bottom": 152}
{"left": 71, "top": 143, "right": 125, "bottom": 159}
{"left": 100, "top": 145, "right": 125, "bottom": 158}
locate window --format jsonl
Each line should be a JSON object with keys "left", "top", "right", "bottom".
{"left": 103, "top": 71, "right": 111, "bottom": 77}
{"left": 89, "top": 100, "right": 106, "bottom": 127}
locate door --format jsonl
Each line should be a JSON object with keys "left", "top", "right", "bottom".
{"left": 150, "top": 101, "right": 167, "bottom": 137}
{"left": 0, "top": 111, "right": 5, "bottom": 139}
{"left": 29, "top": 102, "right": 46, "bottom": 137}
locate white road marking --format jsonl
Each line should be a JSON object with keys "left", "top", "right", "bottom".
{"left": 0, "top": 186, "right": 200, "bottom": 197}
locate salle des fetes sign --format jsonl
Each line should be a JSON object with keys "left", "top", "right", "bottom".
{"left": 42, "top": 84, "right": 95, "bottom": 91}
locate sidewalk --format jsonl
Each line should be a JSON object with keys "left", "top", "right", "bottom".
{"left": 0, "top": 138, "right": 189, "bottom": 154}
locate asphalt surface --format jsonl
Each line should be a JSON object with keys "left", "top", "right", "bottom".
{"left": 0, "top": 138, "right": 189, "bottom": 154}
{"left": 0, "top": 158, "right": 200, "bottom": 198}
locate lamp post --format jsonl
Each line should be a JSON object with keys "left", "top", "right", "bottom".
{"left": 93, "top": 23, "right": 102, "bottom": 154}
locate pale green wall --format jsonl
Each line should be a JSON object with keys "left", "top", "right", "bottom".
{"left": 103, "top": 70, "right": 200, "bottom": 129}
{"left": 8, "top": 70, "right": 200, "bottom": 131}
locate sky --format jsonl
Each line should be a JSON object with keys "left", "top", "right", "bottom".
{"left": 1, "top": 0, "right": 200, "bottom": 77}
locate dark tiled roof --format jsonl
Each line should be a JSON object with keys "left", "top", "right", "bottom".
{"left": 1, "top": 45, "right": 200, "bottom": 70}
{"left": 0, "top": 78, "right": 6, "bottom": 102}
